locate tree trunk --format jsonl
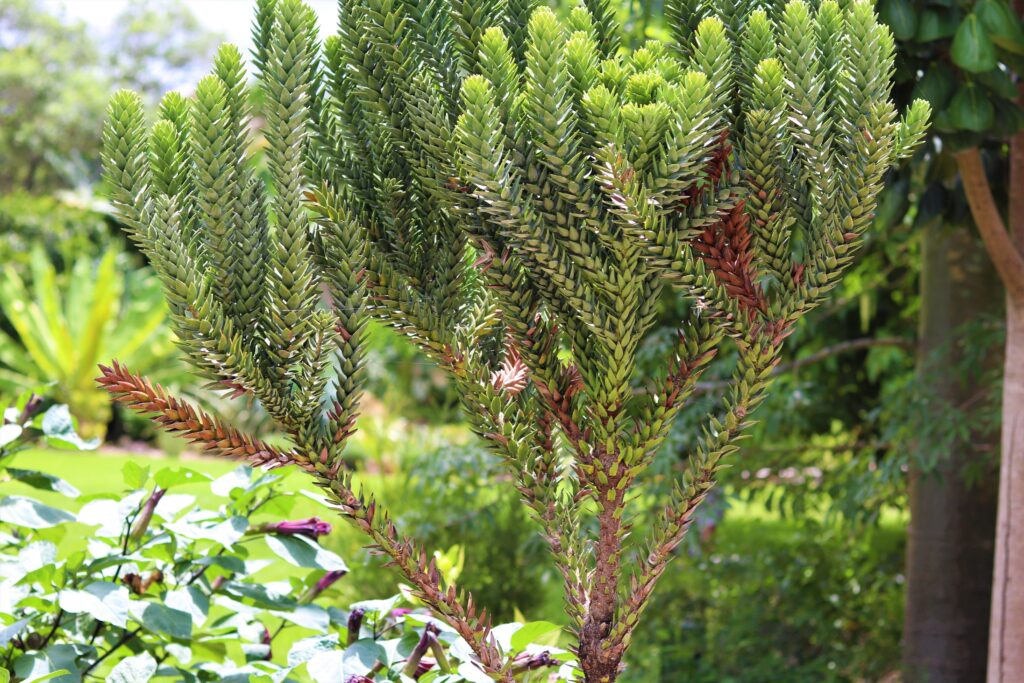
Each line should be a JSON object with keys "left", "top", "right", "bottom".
{"left": 903, "top": 220, "right": 1001, "bottom": 683}
{"left": 987, "top": 118, "right": 1024, "bottom": 679}
{"left": 988, "top": 299, "right": 1024, "bottom": 681}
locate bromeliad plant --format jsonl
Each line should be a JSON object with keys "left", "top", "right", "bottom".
{"left": 100, "top": 0, "right": 929, "bottom": 680}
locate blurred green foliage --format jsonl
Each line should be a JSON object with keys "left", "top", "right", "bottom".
{"left": 626, "top": 520, "right": 905, "bottom": 682}
{"left": 0, "top": 248, "right": 177, "bottom": 436}
{"left": 0, "top": 193, "right": 112, "bottom": 274}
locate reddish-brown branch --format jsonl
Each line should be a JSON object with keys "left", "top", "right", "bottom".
{"left": 691, "top": 201, "right": 767, "bottom": 314}
{"left": 97, "top": 361, "right": 308, "bottom": 471}
{"left": 100, "top": 361, "right": 509, "bottom": 679}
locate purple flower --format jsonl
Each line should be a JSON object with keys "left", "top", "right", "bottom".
{"left": 302, "top": 569, "right": 346, "bottom": 602}
{"left": 129, "top": 487, "right": 166, "bottom": 543}
{"left": 260, "top": 517, "right": 333, "bottom": 539}
{"left": 403, "top": 622, "right": 441, "bottom": 678}
{"left": 347, "top": 607, "right": 365, "bottom": 645}
{"left": 17, "top": 394, "right": 44, "bottom": 423}
{"left": 345, "top": 677, "right": 372, "bottom": 683}
{"left": 390, "top": 607, "right": 413, "bottom": 619}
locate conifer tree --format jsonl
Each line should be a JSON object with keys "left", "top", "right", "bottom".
{"left": 101, "top": 0, "right": 928, "bottom": 680}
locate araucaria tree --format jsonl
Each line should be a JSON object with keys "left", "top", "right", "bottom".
{"left": 100, "top": 0, "right": 928, "bottom": 680}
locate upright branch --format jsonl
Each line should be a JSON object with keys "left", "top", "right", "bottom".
{"left": 100, "top": 0, "right": 928, "bottom": 681}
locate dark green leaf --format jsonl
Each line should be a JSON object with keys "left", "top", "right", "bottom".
{"left": 976, "top": 0, "right": 1024, "bottom": 54}
{"left": 129, "top": 601, "right": 193, "bottom": 639}
{"left": 952, "top": 15, "right": 999, "bottom": 72}
{"left": 976, "top": 67, "right": 1019, "bottom": 100}
{"left": 7, "top": 468, "right": 79, "bottom": 498}
{"left": 911, "top": 66, "right": 957, "bottom": 110}
{"left": 0, "top": 495, "right": 75, "bottom": 528}
{"left": 915, "top": 8, "right": 962, "bottom": 41}
{"left": 948, "top": 83, "right": 996, "bottom": 130}
{"left": 879, "top": 0, "right": 918, "bottom": 40}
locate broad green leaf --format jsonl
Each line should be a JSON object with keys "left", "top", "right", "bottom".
{"left": 915, "top": 8, "right": 961, "bottom": 41}
{"left": 264, "top": 535, "right": 348, "bottom": 571}
{"left": 222, "top": 580, "right": 298, "bottom": 610}
{"left": 911, "top": 66, "right": 956, "bottom": 110}
{"left": 952, "top": 15, "right": 998, "bottom": 73}
{"left": 976, "top": 0, "right": 1024, "bottom": 54}
{"left": 6, "top": 468, "right": 79, "bottom": 497}
{"left": 59, "top": 581, "right": 129, "bottom": 627}
{"left": 977, "top": 67, "right": 1019, "bottom": 100}
{"left": 510, "top": 621, "right": 562, "bottom": 651}
{"left": 155, "top": 466, "right": 209, "bottom": 489}
{"left": 879, "top": 0, "right": 917, "bottom": 40}
{"left": 129, "top": 601, "right": 193, "bottom": 639}
{"left": 122, "top": 460, "right": 150, "bottom": 489}
{"left": 165, "top": 515, "right": 248, "bottom": 548}
{"left": 41, "top": 406, "right": 98, "bottom": 451}
{"left": 342, "top": 639, "right": 385, "bottom": 676}
{"left": 0, "top": 423, "right": 23, "bottom": 448}
{"left": 211, "top": 466, "right": 253, "bottom": 496}
{"left": 288, "top": 634, "right": 340, "bottom": 667}
{"left": 77, "top": 491, "right": 146, "bottom": 537}
{"left": 0, "top": 495, "right": 75, "bottom": 528}
{"left": 949, "top": 83, "right": 996, "bottom": 131}
{"left": 0, "top": 617, "right": 31, "bottom": 647}
{"left": 22, "top": 670, "right": 75, "bottom": 683}
{"left": 305, "top": 651, "right": 345, "bottom": 683}
{"left": 108, "top": 652, "right": 157, "bottom": 683}
{"left": 165, "top": 587, "right": 210, "bottom": 627}
{"left": 456, "top": 663, "right": 493, "bottom": 683}
{"left": 270, "top": 604, "right": 330, "bottom": 632}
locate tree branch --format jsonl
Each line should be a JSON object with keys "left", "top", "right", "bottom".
{"left": 954, "top": 147, "right": 1024, "bottom": 303}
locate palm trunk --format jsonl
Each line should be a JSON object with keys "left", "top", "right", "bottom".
{"left": 902, "top": 220, "right": 1000, "bottom": 683}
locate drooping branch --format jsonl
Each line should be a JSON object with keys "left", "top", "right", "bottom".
{"left": 955, "top": 147, "right": 1024, "bottom": 303}
{"left": 97, "top": 360, "right": 509, "bottom": 678}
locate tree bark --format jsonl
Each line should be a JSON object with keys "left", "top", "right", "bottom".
{"left": 902, "top": 220, "right": 1001, "bottom": 683}
{"left": 986, "top": 119, "right": 1024, "bottom": 681}
{"left": 988, "top": 299, "right": 1024, "bottom": 681}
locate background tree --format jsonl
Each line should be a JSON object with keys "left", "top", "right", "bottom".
{"left": 105, "top": 0, "right": 224, "bottom": 102}
{"left": 0, "top": 0, "right": 108, "bottom": 193}
{"left": 880, "top": 0, "right": 1024, "bottom": 678}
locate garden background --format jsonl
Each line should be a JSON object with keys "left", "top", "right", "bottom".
{"left": 0, "top": 0, "right": 1016, "bottom": 681}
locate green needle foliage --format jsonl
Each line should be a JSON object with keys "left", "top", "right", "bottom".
{"left": 101, "top": 0, "right": 929, "bottom": 680}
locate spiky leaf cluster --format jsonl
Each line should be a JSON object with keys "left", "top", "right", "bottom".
{"left": 102, "top": 1, "right": 359, "bottom": 471}
{"left": 100, "top": 0, "right": 928, "bottom": 680}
